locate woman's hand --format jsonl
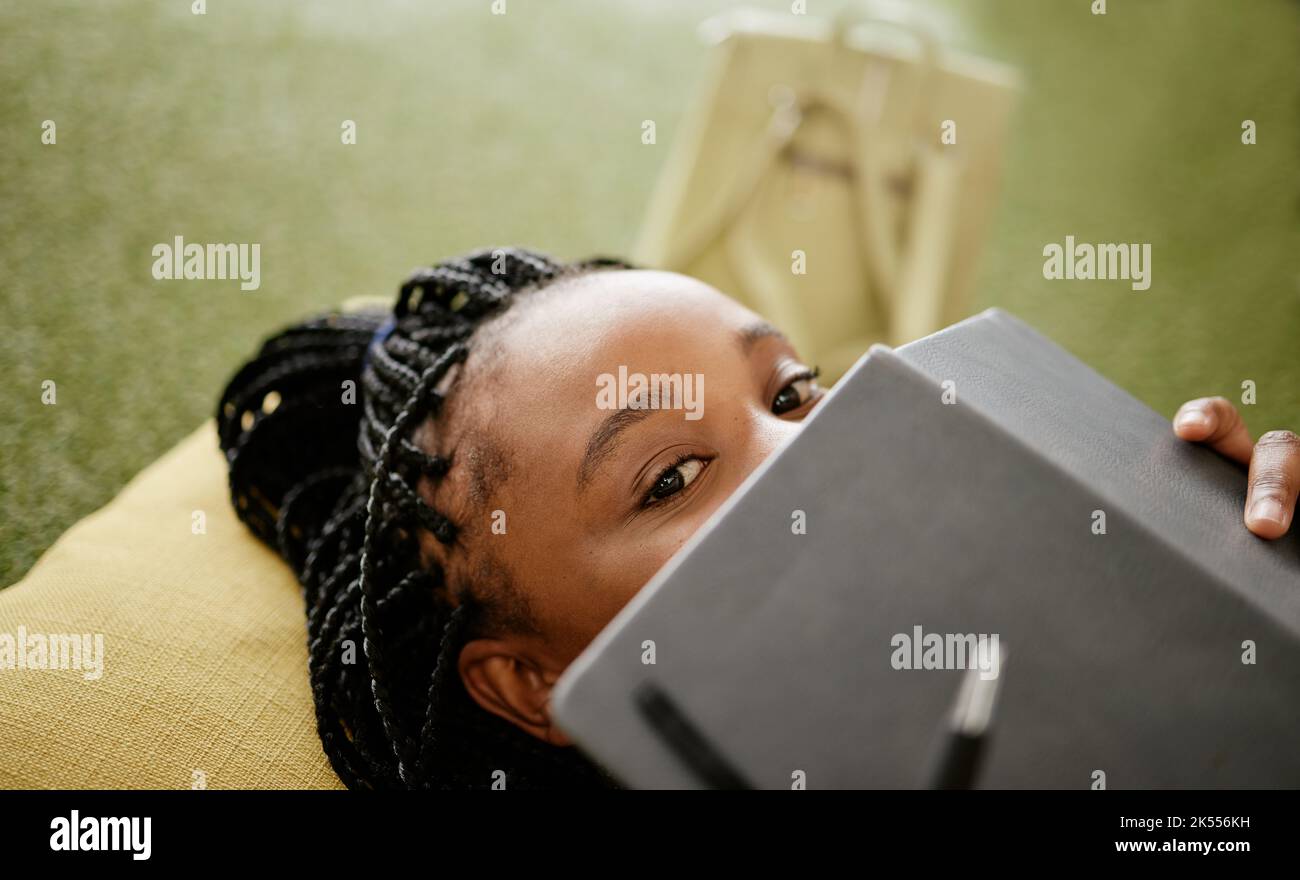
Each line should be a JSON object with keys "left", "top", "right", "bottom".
{"left": 1173, "top": 397, "right": 1299, "bottom": 539}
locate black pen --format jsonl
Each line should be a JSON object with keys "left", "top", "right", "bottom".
{"left": 928, "top": 646, "right": 1007, "bottom": 790}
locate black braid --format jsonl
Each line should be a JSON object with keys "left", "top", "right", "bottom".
{"left": 217, "top": 247, "right": 629, "bottom": 789}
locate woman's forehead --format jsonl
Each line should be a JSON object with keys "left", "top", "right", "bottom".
{"left": 484, "top": 269, "right": 759, "bottom": 362}
{"left": 445, "top": 269, "right": 765, "bottom": 466}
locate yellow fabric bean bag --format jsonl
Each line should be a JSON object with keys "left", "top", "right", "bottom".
{"left": 0, "top": 421, "right": 343, "bottom": 789}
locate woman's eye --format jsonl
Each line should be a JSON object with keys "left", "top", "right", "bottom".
{"left": 646, "top": 457, "right": 706, "bottom": 505}
{"left": 771, "top": 370, "right": 820, "bottom": 415}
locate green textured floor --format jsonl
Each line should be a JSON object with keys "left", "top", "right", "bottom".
{"left": 2, "top": 0, "right": 1297, "bottom": 585}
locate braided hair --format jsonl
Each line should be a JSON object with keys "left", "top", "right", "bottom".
{"left": 217, "top": 247, "right": 628, "bottom": 789}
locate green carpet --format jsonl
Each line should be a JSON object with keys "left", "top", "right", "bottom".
{"left": 2, "top": 0, "right": 1297, "bottom": 585}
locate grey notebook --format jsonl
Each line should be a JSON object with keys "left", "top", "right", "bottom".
{"left": 550, "top": 308, "right": 1300, "bottom": 789}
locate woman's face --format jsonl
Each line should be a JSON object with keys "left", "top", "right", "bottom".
{"left": 415, "top": 270, "right": 824, "bottom": 744}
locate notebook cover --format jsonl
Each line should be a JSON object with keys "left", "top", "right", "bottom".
{"left": 551, "top": 309, "right": 1300, "bottom": 789}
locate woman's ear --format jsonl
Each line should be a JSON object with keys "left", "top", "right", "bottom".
{"left": 457, "top": 638, "right": 573, "bottom": 747}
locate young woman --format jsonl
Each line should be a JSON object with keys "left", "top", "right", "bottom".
{"left": 217, "top": 247, "right": 1298, "bottom": 789}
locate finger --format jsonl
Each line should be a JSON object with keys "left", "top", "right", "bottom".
{"left": 1244, "top": 430, "right": 1300, "bottom": 539}
{"left": 1172, "top": 397, "right": 1254, "bottom": 465}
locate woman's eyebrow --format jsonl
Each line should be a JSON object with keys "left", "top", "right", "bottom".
{"left": 736, "top": 320, "right": 787, "bottom": 354}
{"left": 577, "top": 407, "right": 656, "bottom": 492}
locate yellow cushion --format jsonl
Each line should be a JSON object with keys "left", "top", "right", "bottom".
{"left": 0, "top": 422, "right": 343, "bottom": 789}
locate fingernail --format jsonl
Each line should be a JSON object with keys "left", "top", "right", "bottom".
{"left": 1175, "top": 411, "right": 1210, "bottom": 431}
{"left": 1248, "top": 497, "right": 1288, "bottom": 528}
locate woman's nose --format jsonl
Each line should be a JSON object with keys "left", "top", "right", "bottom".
{"left": 748, "top": 414, "right": 806, "bottom": 469}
